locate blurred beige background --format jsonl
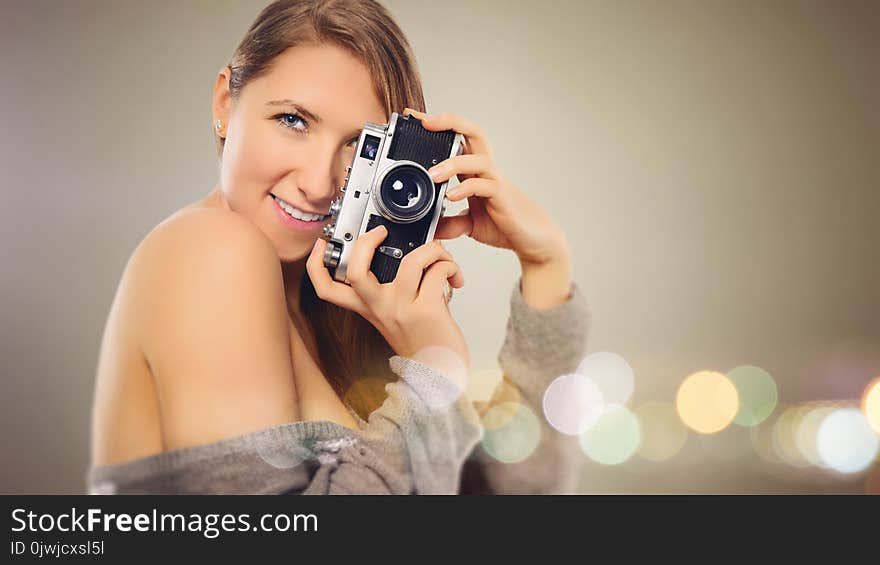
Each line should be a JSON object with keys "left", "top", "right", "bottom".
{"left": 1, "top": 0, "right": 877, "bottom": 493}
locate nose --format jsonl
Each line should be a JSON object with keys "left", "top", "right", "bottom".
{"left": 295, "top": 141, "right": 347, "bottom": 209}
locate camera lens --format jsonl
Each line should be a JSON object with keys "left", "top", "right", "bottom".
{"left": 377, "top": 164, "right": 434, "bottom": 223}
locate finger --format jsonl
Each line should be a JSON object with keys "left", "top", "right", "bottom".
{"left": 444, "top": 177, "right": 503, "bottom": 203}
{"left": 447, "top": 262, "right": 465, "bottom": 289}
{"left": 345, "top": 225, "right": 387, "bottom": 303}
{"left": 434, "top": 209, "right": 473, "bottom": 240}
{"left": 417, "top": 259, "right": 464, "bottom": 304}
{"left": 428, "top": 154, "right": 497, "bottom": 183}
{"left": 403, "top": 109, "right": 492, "bottom": 157}
{"left": 393, "top": 240, "right": 454, "bottom": 301}
{"left": 306, "top": 239, "right": 368, "bottom": 313}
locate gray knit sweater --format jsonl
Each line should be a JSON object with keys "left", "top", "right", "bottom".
{"left": 86, "top": 279, "right": 590, "bottom": 494}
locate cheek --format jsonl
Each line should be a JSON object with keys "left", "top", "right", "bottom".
{"left": 221, "top": 121, "right": 290, "bottom": 201}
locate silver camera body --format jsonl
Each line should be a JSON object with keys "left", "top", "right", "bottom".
{"left": 322, "top": 112, "right": 464, "bottom": 284}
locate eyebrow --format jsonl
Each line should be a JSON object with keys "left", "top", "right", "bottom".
{"left": 266, "top": 99, "right": 322, "bottom": 124}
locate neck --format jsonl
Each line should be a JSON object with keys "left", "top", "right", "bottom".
{"left": 205, "top": 184, "right": 231, "bottom": 210}
{"left": 282, "top": 257, "right": 308, "bottom": 319}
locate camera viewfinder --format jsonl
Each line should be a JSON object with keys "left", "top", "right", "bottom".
{"left": 361, "top": 135, "right": 381, "bottom": 161}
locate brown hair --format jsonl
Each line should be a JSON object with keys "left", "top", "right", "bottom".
{"left": 216, "top": 0, "right": 427, "bottom": 420}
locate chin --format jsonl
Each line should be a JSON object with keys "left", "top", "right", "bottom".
{"left": 277, "top": 240, "right": 316, "bottom": 264}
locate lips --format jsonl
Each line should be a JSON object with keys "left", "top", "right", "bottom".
{"left": 270, "top": 193, "right": 327, "bottom": 221}
{"left": 270, "top": 194, "right": 327, "bottom": 233}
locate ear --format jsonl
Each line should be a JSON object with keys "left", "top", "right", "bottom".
{"left": 212, "top": 66, "right": 233, "bottom": 136}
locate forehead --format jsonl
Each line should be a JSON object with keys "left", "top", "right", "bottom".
{"left": 243, "top": 43, "right": 387, "bottom": 126}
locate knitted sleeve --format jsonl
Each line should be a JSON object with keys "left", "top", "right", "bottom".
{"left": 302, "top": 356, "right": 483, "bottom": 495}
{"left": 305, "top": 278, "right": 590, "bottom": 495}
{"left": 461, "top": 278, "right": 591, "bottom": 494}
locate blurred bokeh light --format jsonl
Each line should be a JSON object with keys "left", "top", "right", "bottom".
{"left": 750, "top": 404, "right": 787, "bottom": 465}
{"left": 466, "top": 367, "right": 504, "bottom": 404}
{"left": 676, "top": 371, "right": 739, "bottom": 434}
{"left": 862, "top": 377, "right": 880, "bottom": 435}
{"left": 816, "top": 407, "right": 879, "bottom": 474}
{"left": 481, "top": 402, "right": 541, "bottom": 464}
{"left": 256, "top": 439, "right": 311, "bottom": 470}
{"left": 772, "top": 404, "right": 811, "bottom": 468}
{"left": 793, "top": 403, "right": 836, "bottom": 468}
{"left": 727, "top": 365, "right": 778, "bottom": 427}
{"left": 634, "top": 401, "right": 688, "bottom": 462}
{"left": 343, "top": 376, "right": 392, "bottom": 421}
{"left": 576, "top": 352, "right": 635, "bottom": 405}
{"left": 542, "top": 373, "right": 604, "bottom": 435}
{"left": 579, "top": 404, "right": 641, "bottom": 465}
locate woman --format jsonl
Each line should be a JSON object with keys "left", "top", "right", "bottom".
{"left": 88, "top": 0, "right": 590, "bottom": 494}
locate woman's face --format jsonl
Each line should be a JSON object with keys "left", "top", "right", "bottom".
{"left": 213, "top": 43, "right": 386, "bottom": 262}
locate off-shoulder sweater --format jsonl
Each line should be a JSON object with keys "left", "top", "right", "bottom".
{"left": 86, "top": 279, "right": 590, "bottom": 494}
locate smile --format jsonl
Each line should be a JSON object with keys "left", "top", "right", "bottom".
{"left": 271, "top": 194, "right": 327, "bottom": 222}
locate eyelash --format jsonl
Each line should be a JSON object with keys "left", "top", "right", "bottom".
{"left": 273, "top": 113, "right": 358, "bottom": 147}
{"left": 274, "top": 112, "right": 307, "bottom": 132}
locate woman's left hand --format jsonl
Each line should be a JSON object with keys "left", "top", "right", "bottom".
{"left": 402, "top": 109, "right": 570, "bottom": 268}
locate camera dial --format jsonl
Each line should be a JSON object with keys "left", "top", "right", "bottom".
{"left": 329, "top": 196, "right": 343, "bottom": 217}
{"left": 323, "top": 241, "right": 342, "bottom": 268}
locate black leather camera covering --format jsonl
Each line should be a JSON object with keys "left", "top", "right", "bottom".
{"left": 368, "top": 115, "right": 457, "bottom": 284}
{"left": 387, "top": 115, "right": 456, "bottom": 169}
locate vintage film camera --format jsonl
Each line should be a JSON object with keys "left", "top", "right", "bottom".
{"left": 322, "top": 112, "right": 464, "bottom": 284}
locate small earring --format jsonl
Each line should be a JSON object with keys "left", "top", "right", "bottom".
{"left": 215, "top": 120, "right": 222, "bottom": 131}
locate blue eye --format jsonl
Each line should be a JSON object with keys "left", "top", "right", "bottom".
{"left": 275, "top": 113, "right": 307, "bottom": 132}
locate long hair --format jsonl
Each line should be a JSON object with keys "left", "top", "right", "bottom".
{"left": 216, "top": 0, "right": 427, "bottom": 420}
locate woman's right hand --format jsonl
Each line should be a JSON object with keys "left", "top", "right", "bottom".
{"left": 306, "top": 226, "right": 470, "bottom": 372}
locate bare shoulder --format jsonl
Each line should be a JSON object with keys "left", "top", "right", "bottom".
{"left": 123, "top": 207, "right": 284, "bottom": 350}
{"left": 127, "top": 207, "right": 281, "bottom": 309}
{"left": 125, "top": 207, "right": 300, "bottom": 451}
{"left": 139, "top": 206, "right": 276, "bottom": 266}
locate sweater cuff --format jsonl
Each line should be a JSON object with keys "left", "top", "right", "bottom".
{"left": 384, "top": 355, "right": 484, "bottom": 493}
{"left": 500, "top": 277, "right": 591, "bottom": 373}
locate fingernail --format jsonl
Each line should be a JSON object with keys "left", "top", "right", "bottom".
{"left": 429, "top": 166, "right": 446, "bottom": 182}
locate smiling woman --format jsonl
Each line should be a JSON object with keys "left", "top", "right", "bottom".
{"left": 87, "top": 0, "right": 590, "bottom": 495}
{"left": 213, "top": 43, "right": 387, "bottom": 261}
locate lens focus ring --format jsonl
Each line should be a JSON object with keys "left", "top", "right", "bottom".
{"left": 375, "top": 162, "right": 435, "bottom": 224}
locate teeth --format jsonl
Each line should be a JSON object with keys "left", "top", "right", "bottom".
{"left": 273, "top": 195, "right": 325, "bottom": 222}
